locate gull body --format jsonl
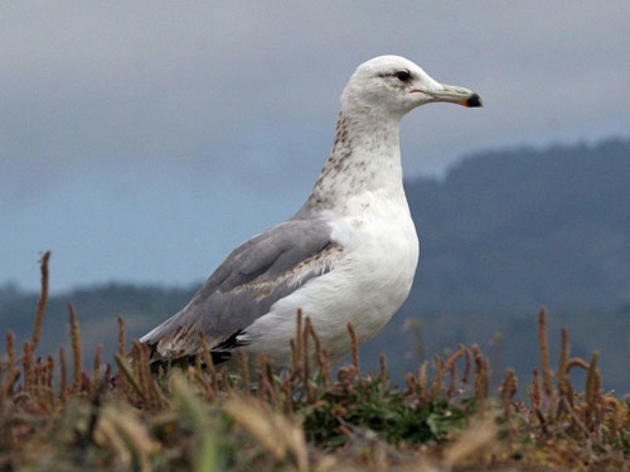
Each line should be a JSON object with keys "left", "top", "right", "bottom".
{"left": 141, "top": 55, "right": 481, "bottom": 368}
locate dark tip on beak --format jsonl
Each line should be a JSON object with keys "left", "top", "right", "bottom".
{"left": 466, "top": 93, "right": 482, "bottom": 108}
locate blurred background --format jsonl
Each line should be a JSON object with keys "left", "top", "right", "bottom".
{"left": 1, "top": 2, "right": 629, "bottom": 391}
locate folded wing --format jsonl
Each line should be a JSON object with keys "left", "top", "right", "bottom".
{"left": 140, "top": 217, "right": 341, "bottom": 367}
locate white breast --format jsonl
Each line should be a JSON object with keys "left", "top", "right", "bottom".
{"left": 244, "top": 189, "right": 419, "bottom": 364}
{"left": 327, "top": 189, "right": 420, "bottom": 338}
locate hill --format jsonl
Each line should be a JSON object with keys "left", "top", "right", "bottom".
{"left": 405, "top": 137, "right": 630, "bottom": 315}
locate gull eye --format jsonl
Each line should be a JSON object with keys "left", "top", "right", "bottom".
{"left": 394, "top": 71, "right": 411, "bottom": 82}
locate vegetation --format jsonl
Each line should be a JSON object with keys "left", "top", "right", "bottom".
{"left": 3, "top": 283, "right": 630, "bottom": 394}
{"left": 0, "top": 253, "right": 628, "bottom": 471}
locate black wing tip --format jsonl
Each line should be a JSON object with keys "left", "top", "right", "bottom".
{"left": 213, "top": 329, "right": 249, "bottom": 351}
{"left": 145, "top": 329, "right": 250, "bottom": 375}
{"left": 148, "top": 350, "right": 234, "bottom": 375}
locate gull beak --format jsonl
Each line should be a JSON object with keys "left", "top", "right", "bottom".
{"left": 417, "top": 83, "right": 482, "bottom": 107}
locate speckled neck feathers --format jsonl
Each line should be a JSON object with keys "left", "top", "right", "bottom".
{"left": 301, "top": 108, "right": 403, "bottom": 214}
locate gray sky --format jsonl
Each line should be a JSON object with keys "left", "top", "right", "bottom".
{"left": 2, "top": 1, "right": 629, "bottom": 292}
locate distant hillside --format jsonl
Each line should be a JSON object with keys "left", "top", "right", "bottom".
{"left": 404, "top": 137, "right": 630, "bottom": 315}
{"left": 1, "top": 137, "right": 629, "bottom": 392}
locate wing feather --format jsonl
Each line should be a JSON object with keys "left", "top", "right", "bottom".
{"left": 140, "top": 217, "right": 341, "bottom": 365}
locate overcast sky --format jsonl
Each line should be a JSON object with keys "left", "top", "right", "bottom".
{"left": 1, "top": 1, "right": 629, "bottom": 292}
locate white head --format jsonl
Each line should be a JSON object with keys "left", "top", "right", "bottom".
{"left": 341, "top": 55, "right": 481, "bottom": 119}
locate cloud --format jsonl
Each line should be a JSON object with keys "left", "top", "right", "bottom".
{"left": 1, "top": 1, "right": 629, "bottom": 289}
{"left": 2, "top": 2, "right": 628, "bottom": 170}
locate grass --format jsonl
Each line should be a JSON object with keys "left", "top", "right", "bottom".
{"left": 0, "top": 251, "right": 628, "bottom": 471}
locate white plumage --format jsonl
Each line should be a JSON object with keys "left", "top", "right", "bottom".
{"left": 140, "top": 55, "right": 481, "bottom": 369}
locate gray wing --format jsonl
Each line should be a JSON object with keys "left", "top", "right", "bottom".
{"left": 140, "top": 216, "right": 341, "bottom": 365}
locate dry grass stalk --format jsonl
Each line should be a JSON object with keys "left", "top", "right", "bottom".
{"left": 444, "top": 345, "right": 466, "bottom": 396}
{"left": 282, "top": 372, "right": 292, "bottom": 416}
{"left": 194, "top": 363, "right": 214, "bottom": 400}
{"left": 320, "top": 348, "right": 331, "bottom": 387}
{"left": 537, "top": 307, "right": 553, "bottom": 397}
{"left": 236, "top": 348, "right": 250, "bottom": 391}
{"left": 337, "top": 424, "right": 352, "bottom": 438}
{"left": 37, "top": 356, "right": 55, "bottom": 407}
{"left": 5, "top": 330, "right": 15, "bottom": 369}
{"left": 567, "top": 357, "right": 590, "bottom": 372}
{"left": 585, "top": 352, "right": 600, "bottom": 427}
{"left": 45, "top": 355, "right": 54, "bottom": 390}
{"left": 225, "top": 396, "right": 308, "bottom": 471}
{"left": 481, "top": 356, "right": 490, "bottom": 402}
{"left": 94, "top": 404, "right": 160, "bottom": 472}
{"left": 585, "top": 351, "right": 599, "bottom": 410}
{"left": 256, "top": 370, "right": 267, "bottom": 401}
{"left": 134, "top": 341, "right": 156, "bottom": 407}
{"left": 447, "top": 363, "right": 458, "bottom": 397}
{"left": 304, "top": 317, "right": 325, "bottom": 391}
{"left": 530, "top": 368, "right": 541, "bottom": 412}
{"left": 59, "top": 346, "right": 68, "bottom": 401}
{"left": 220, "top": 367, "right": 232, "bottom": 396}
{"left": 199, "top": 332, "right": 218, "bottom": 393}
{"left": 602, "top": 396, "right": 622, "bottom": 437}
{"left": 462, "top": 345, "right": 472, "bottom": 384}
{"left": 418, "top": 360, "right": 428, "bottom": 394}
{"left": 104, "top": 363, "right": 112, "bottom": 386}
{"left": 490, "top": 331, "right": 503, "bottom": 390}
{"left": 565, "top": 377, "right": 575, "bottom": 410}
{"left": 147, "top": 358, "right": 168, "bottom": 407}
{"left": 500, "top": 368, "right": 518, "bottom": 419}
{"left": 472, "top": 344, "right": 489, "bottom": 406}
{"left": 257, "top": 353, "right": 279, "bottom": 407}
{"left": 444, "top": 345, "right": 465, "bottom": 372}
{"left": 93, "top": 344, "right": 103, "bottom": 389}
{"left": 302, "top": 321, "right": 315, "bottom": 402}
{"left": 556, "top": 325, "right": 575, "bottom": 417}
{"left": 115, "top": 353, "right": 145, "bottom": 401}
{"left": 23, "top": 340, "right": 34, "bottom": 393}
{"left": 94, "top": 411, "right": 134, "bottom": 467}
{"left": 443, "top": 417, "right": 498, "bottom": 469}
{"left": 558, "top": 326, "right": 569, "bottom": 393}
{"left": 289, "top": 338, "right": 298, "bottom": 376}
{"left": 0, "top": 363, "right": 4, "bottom": 405}
{"left": 80, "top": 370, "right": 92, "bottom": 396}
{"left": 31, "top": 251, "right": 50, "bottom": 350}
{"left": 132, "top": 342, "right": 145, "bottom": 401}
{"left": 336, "top": 366, "right": 355, "bottom": 387}
{"left": 33, "top": 356, "right": 42, "bottom": 389}
{"left": 68, "top": 303, "right": 82, "bottom": 392}
{"left": 432, "top": 354, "right": 444, "bottom": 398}
{"left": 113, "top": 317, "right": 128, "bottom": 396}
{"left": 346, "top": 321, "right": 359, "bottom": 375}
{"left": 256, "top": 352, "right": 268, "bottom": 380}
{"left": 379, "top": 353, "right": 388, "bottom": 381}
{"left": 140, "top": 345, "right": 155, "bottom": 402}
{"left": 304, "top": 316, "right": 321, "bottom": 357}
{"left": 3, "top": 330, "right": 16, "bottom": 393}
{"left": 33, "top": 357, "right": 43, "bottom": 387}
{"left": 305, "top": 317, "right": 329, "bottom": 384}
{"left": 405, "top": 372, "right": 416, "bottom": 393}
{"left": 117, "top": 315, "right": 125, "bottom": 356}
{"left": 295, "top": 309, "right": 303, "bottom": 373}
{"left": 259, "top": 353, "right": 274, "bottom": 389}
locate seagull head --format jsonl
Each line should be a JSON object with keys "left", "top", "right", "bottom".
{"left": 341, "top": 55, "right": 482, "bottom": 118}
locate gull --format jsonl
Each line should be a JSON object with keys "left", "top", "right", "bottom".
{"left": 140, "top": 55, "right": 481, "bottom": 369}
